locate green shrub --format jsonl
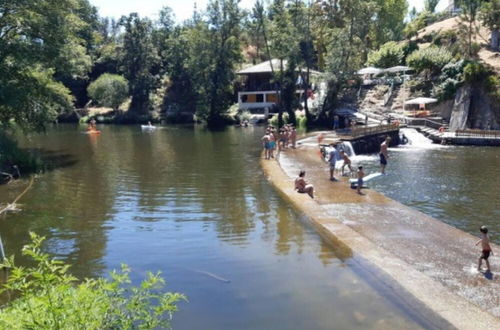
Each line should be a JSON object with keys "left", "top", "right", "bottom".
{"left": 366, "top": 41, "right": 406, "bottom": 68}
{"left": 88, "top": 74, "right": 129, "bottom": 110}
{"left": 433, "top": 60, "right": 467, "bottom": 100}
{"left": 407, "top": 46, "right": 453, "bottom": 75}
{"left": 0, "top": 133, "right": 44, "bottom": 174}
{"left": 0, "top": 233, "right": 185, "bottom": 329}
{"left": 463, "top": 62, "right": 491, "bottom": 84}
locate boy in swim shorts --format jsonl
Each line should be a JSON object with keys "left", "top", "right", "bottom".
{"left": 476, "top": 226, "right": 493, "bottom": 272}
{"left": 356, "top": 166, "right": 364, "bottom": 195}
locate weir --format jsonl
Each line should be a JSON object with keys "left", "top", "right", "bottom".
{"left": 262, "top": 140, "right": 500, "bottom": 329}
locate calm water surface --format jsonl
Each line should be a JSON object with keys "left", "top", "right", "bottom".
{"left": 0, "top": 125, "right": 455, "bottom": 329}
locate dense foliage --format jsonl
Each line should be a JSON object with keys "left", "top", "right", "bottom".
{"left": 87, "top": 74, "right": 129, "bottom": 110}
{"left": 0, "top": 0, "right": 497, "bottom": 129}
{"left": 0, "top": 233, "right": 185, "bottom": 329}
{"left": 407, "top": 46, "right": 453, "bottom": 75}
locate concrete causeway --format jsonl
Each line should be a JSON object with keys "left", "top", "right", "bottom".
{"left": 261, "top": 141, "right": 499, "bottom": 329}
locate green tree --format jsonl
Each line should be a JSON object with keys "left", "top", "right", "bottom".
{"left": 87, "top": 74, "right": 129, "bottom": 110}
{"left": 457, "top": 0, "right": 483, "bottom": 58}
{"left": 0, "top": 233, "right": 185, "bottom": 329}
{"left": 480, "top": 0, "right": 500, "bottom": 50}
{"left": 119, "top": 13, "right": 159, "bottom": 115}
{"left": 425, "top": 0, "right": 440, "bottom": 13}
{"left": 407, "top": 46, "right": 453, "bottom": 75}
{"left": 0, "top": 0, "right": 91, "bottom": 129}
{"left": 204, "top": 0, "right": 243, "bottom": 127}
{"left": 366, "top": 41, "right": 406, "bottom": 68}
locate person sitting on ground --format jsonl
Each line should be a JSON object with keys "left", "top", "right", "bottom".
{"left": 356, "top": 166, "right": 365, "bottom": 195}
{"left": 295, "top": 170, "right": 314, "bottom": 198}
{"left": 340, "top": 150, "right": 353, "bottom": 176}
{"left": 476, "top": 226, "right": 493, "bottom": 273}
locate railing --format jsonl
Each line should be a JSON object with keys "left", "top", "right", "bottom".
{"left": 455, "top": 129, "right": 500, "bottom": 138}
{"left": 348, "top": 124, "right": 400, "bottom": 138}
{"left": 407, "top": 118, "right": 444, "bottom": 130}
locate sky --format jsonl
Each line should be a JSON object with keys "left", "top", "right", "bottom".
{"left": 89, "top": 0, "right": 450, "bottom": 22}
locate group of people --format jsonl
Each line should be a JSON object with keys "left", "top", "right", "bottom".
{"left": 294, "top": 135, "right": 393, "bottom": 198}
{"left": 261, "top": 124, "right": 297, "bottom": 160}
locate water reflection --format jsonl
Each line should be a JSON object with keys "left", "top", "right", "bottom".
{"left": 0, "top": 125, "right": 450, "bottom": 329}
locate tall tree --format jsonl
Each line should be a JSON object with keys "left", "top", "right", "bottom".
{"left": 457, "top": 0, "right": 483, "bottom": 58}
{"left": 480, "top": 0, "right": 500, "bottom": 50}
{"left": 119, "top": 13, "right": 158, "bottom": 115}
{"left": 425, "top": 0, "right": 440, "bottom": 13}
{"left": 204, "top": 0, "right": 243, "bottom": 127}
{"left": 0, "top": 0, "right": 91, "bottom": 129}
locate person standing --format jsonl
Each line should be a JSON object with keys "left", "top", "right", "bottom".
{"left": 327, "top": 143, "right": 339, "bottom": 181}
{"left": 356, "top": 166, "right": 365, "bottom": 195}
{"left": 379, "top": 136, "right": 391, "bottom": 174}
{"left": 290, "top": 126, "right": 297, "bottom": 148}
{"left": 262, "top": 130, "right": 271, "bottom": 160}
{"left": 476, "top": 226, "right": 493, "bottom": 273}
{"left": 333, "top": 115, "right": 339, "bottom": 130}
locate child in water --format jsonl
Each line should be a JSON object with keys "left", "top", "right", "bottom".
{"left": 356, "top": 166, "right": 364, "bottom": 195}
{"left": 476, "top": 226, "right": 493, "bottom": 272}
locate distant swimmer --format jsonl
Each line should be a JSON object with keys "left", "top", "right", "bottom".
{"left": 476, "top": 226, "right": 493, "bottom": 273}
{"left": 295, "top": 170, "right": 314, "bottom": 198}
{"left": 356, "top": 166, "right": 365, "bottom": 195}
{"left": 379, "top": 136, "right": 391, "bottom": 174}
{"left": 340, "top": 150, "right": 353, "bottom": 176}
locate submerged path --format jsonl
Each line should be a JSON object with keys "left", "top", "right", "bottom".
{"left": 261, "top": 141, "right": 499, "bottom": 329}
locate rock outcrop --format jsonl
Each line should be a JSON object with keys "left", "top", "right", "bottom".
{"left": 449, "top": 85, "right": 471, "bottom": 131}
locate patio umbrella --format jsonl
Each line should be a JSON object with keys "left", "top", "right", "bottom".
{"left": 385, "top": 66, "right": 412, "bottom": 73}
{"left": 357, "top": 67, "right": 383, "bottom": 75}
{"left": 405, "top": 97, "right": 438, "bottom": 118}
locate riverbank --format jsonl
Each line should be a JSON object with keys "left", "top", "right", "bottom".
{"left": 261, "top": 139, "right": 499, "bottom": 329}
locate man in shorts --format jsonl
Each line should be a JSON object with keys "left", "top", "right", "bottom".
{"left": 379, "top": 136, "right": 391, "bottom": 174}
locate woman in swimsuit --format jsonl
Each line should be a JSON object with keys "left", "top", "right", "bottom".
{"left": 294, "top": 170, "right": 314, "bottom": 198}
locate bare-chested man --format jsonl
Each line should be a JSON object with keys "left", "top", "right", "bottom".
{"left": 379, "top": 136, "right": 391, "bottom": 174}
{"left": 295, "top": 170, "right": 314, "bottom": 198}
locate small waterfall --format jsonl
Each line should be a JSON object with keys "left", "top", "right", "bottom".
{"left": 400, "top": 128, "right": 434, "bottom": 147}
{"left": 340, "top": 142, "right": 356, "bottom": 157}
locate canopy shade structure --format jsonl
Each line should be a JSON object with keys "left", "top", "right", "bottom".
{"left": 385, "top": 65, "right": 412, "bottom": 73}
{"left": 357, "top": 67, "right": 383, "bottom": 75}
{"left": 404, "top": 97, "right": 438, "bottom": 105}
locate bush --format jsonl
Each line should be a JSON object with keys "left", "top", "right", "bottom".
{"left": 0, "top": 233, "right": 185, "bottom": 329}
{"left": 463, "top": 62, "right": 492, "bottom": 84}
{"left": 366, "top": 41, "right": 406, "bottom": 68}
{"left": 407, "top": 46, "right": 453, "bottom": 75}
{"left": 0, "top": 133, "right": 44, "bottom": 175}
{"left": 433, "top": 60, "right": 467, "bottom": 100}
{"left": 87, "top": 74, "right": 129, "bottom": 110}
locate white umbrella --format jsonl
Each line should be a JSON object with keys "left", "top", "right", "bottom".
{"left": 404, "top": 97, "right": 438, "bottom": 105}
{"left": 357, "top": 67, "right": 383, "bottom": 75}
{"left": 385, "top": 66, "right": 412, "bottom": 73}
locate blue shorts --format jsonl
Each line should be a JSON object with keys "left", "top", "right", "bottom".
{"left": 357, "top": 178, "right": 363, "bottom": 187}
{"left": 379, "top": 153, "right": 387, "bottom": 165}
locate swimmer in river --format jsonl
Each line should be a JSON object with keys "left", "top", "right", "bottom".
{"left": 340, "top": 150, "right": 353, "bottom": 176}
{"left": 476, "top": 226, "right": 493, "bottom": 273}
{"left": 379, "top": 136, "right": 391, "bottom": 174}
{"left": 356, "top": 166, "right": 365, "bottom": 195}
{"left": 295, "top": 170, "right": 314, "bottom": 198}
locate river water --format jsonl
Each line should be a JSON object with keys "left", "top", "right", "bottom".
{"left": 0, "top": 124, "right": 480, "bottom": 329}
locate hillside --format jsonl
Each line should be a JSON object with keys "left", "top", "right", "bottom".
{"left": 414, "top": 17, "right": 499, "bottom": 73}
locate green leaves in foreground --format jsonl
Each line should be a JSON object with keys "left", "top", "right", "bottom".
{"left": 0, "top": 232, "right": 186, "bottom": 329}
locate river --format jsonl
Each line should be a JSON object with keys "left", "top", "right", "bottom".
{"left": 0, "top": 124, "right": 482, "bottom": 329}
